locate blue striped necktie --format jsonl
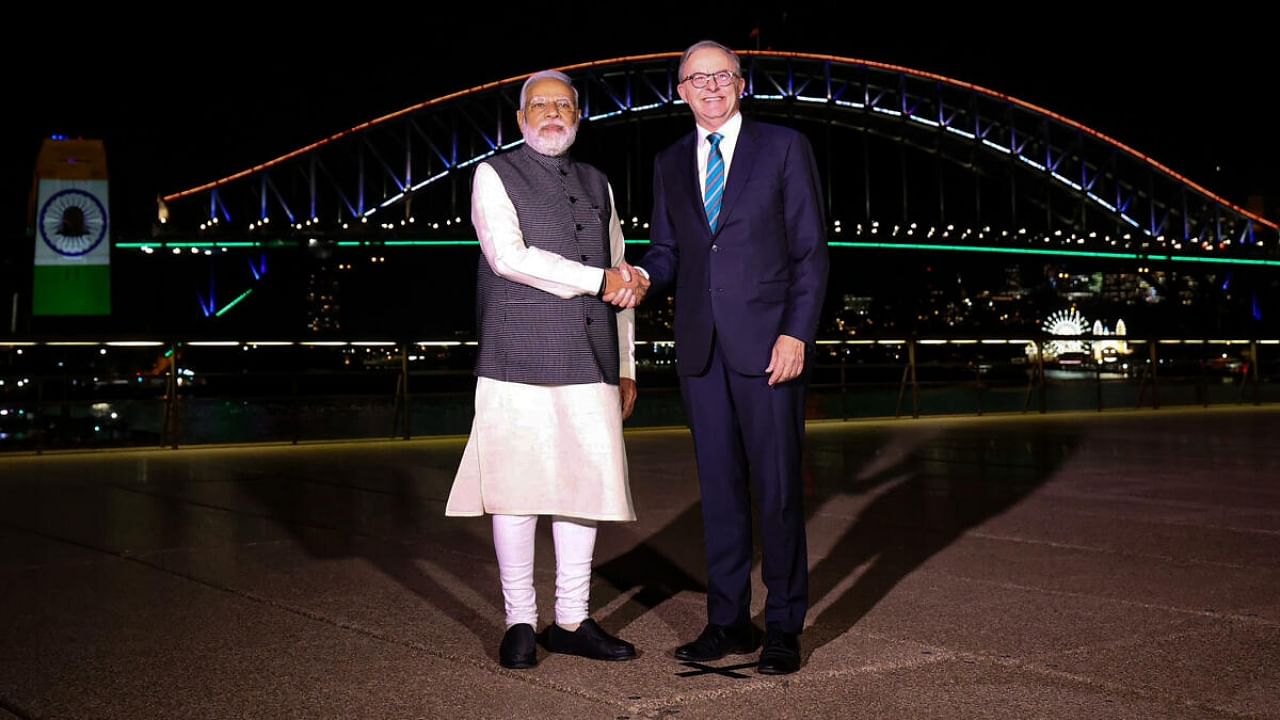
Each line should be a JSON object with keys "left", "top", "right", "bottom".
{"left": 703, "top": 132, "right": 725, "bottom": 232}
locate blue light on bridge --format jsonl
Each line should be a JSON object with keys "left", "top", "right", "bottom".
{"left": 1088, "top": 193, "right": 1117, "bottom": 213}
{"left": 1019, "top": 156, "right": 1047, "bottom": 172}
{"left": 409, "top": 171, "right": 451, "bottom": 191}
{"left": 1052, "top": 173, "right": 1084, "bottom": 192}
{"left": 456, "top": 154, "right": 495, "bottom": 170}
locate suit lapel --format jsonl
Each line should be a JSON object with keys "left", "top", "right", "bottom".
{"left": 713, "top": 118, "right": 757, "bottom": 237}
{"left": 669, "top": 132, "right": 711, "bottom": 239}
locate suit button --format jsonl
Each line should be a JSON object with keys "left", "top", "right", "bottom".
{"left": 586, "top": 317, "right": 593, "bottom": 325}
{"left": 576, "top": 223, "right": 583, "bottom": 231}
{"left": 711, "top": 244, "right": 719, "bottom": 252}
{"left": 581, "top": 254, "right": 589, "bottom": 261}
{"left": 569, "top": 196, "right": 578, "bottom": 203}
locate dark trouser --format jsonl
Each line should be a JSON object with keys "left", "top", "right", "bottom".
{"left": 680, "top": 337, "right": 809, "bottom": 633}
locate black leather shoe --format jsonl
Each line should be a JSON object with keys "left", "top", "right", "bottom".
{"left": 674, "top": 623, "right": 762, "bottom": 662}
{"left": 544, "top": 619, "right": 636, "bottom": 661}
{"left": 756, "top": 628, "right": 801, "bottom": 675}
{"left": 499, "top": 623, "right": 537, "bottom": 669}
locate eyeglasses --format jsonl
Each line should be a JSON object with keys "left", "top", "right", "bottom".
{"left": 526, "top": 97, "right": 576, "bottom": 115}
{"left": 681, "top": 70, "right": 738, "bottom": 89}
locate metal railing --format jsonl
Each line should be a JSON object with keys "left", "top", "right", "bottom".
{"left": 1, "top": 336, "right": 1275, "bottom": 452}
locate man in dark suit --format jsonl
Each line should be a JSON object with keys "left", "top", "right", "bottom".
{"left": 636, "top": 40, "right": 829, "bottom": 674}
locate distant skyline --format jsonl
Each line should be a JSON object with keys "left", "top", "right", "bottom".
{"left": 5, "top": 8, "right": 1274, "bottom": 240}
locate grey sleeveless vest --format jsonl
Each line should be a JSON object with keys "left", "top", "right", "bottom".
{"left": 474, "top": 145, "right": 620, "bottom": 385}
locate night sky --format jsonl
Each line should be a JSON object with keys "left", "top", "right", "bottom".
{"left": 5, "top": 7, "right": 1275, "bottom": 240}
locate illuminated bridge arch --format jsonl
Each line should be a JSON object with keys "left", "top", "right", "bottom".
{"left": 159, "top": 51, "right": 1277, "bottom": 261}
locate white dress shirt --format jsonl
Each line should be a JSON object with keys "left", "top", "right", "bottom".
{"left": 695, "top": 111, "right": 743, "bottom": 196}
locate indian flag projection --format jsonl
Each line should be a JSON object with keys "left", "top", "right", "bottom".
{"left": 32, "top": 138, "right": 111, "bottom": 316}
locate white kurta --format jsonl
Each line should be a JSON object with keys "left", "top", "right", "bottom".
{"left": 445, "top": 161, "right": 636, "bottom": 522}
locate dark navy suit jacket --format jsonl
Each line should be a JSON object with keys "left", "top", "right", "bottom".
{"left": 641, "top": 118, "right": 829, "bottom": 376}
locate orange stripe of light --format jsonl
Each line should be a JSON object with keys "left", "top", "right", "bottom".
{"left": 741, "top": 51, "right": 1276, "bottom": 231}
{"left": 164, "top": 49, "right": 1277, "bottom": 234}
{"left": 162, "top": 52, "right": 684, "bottom": 203}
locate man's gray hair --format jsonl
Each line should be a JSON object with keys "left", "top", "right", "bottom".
{"left": 678, "top": 40, "right": 741, "bottom": 79}
{"left": 519, "top": 70, "right": 580, "bottom": 108}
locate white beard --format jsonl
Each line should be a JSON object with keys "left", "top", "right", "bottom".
{"left": 522, "top": 121, "right": 577, "bottom": 157}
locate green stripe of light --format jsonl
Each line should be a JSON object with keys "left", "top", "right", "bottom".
{"left": 1165, "top": 255, "right": 1280, "bottom": 267}
{"left": 830, "top": 241, "right": 1280, "bottom": 267}
{"left": 831, "top": 241, "right": 1139, "bottom": 260}
{"left": 214, "top": 288, "right": 254, "bottom": 317}
{"left": 115, "top": 238, "right": 1280, "bottom": 267}
{"left": 382, "top": 240, "right": 477, "bottom": 246}
{"left": 118, "top": 241, "right": 263, "bottom": 249}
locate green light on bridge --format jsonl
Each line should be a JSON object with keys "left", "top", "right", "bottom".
{"left": 214, "top": 289, "right": 254, "bottom": 317}
{"left": 341, "top": 240, "right": 479, "bottom": 247}
{"left": 832, "top": 241, "right": 1139, "bottom": 260}
{"left": 828, "top": 241, "right": 1280, "bottom": 267}
{"left": 115, "top": 239, "right": 1280, "bottom": 267}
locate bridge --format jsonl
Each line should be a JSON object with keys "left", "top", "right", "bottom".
{"left": 146, "top": 51, "right": 1277, "bottom": 265}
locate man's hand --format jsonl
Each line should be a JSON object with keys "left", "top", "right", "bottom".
{"left": 619, "top": 378, "right": 637, "bottom": 420}
{"left": 765, "top": 335, "right": 806, "bottom": 386}
{"left": 602, "top": 261, "right": 650, "bottom": 308}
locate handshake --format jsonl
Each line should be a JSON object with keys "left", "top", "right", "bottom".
{"left": 601, "top": 262, "right": 650, "bottom": 309}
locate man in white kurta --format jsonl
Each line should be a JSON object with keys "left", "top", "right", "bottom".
{"left": 445, "top": 70, "right": 645, "bottom": 669}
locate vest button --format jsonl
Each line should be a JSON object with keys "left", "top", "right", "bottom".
{"left": 569, "top": 196, "right": 577, "bottom": 203}
{"left": 576, "top": 223, "right": 583, "bottom": 231}
{"left": 581, "top": 254, "right": 589, "bottom": 261}
{"left": 585, "top": 317, "right": 593, "bottom": 325}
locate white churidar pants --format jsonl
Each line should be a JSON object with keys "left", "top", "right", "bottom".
{"left": 491, "top": 514, "right": 597, "bottom": 628}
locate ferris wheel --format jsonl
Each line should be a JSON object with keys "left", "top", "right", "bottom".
{"left": 1042, "top": 308, "right": 1090, "bottom": 358}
